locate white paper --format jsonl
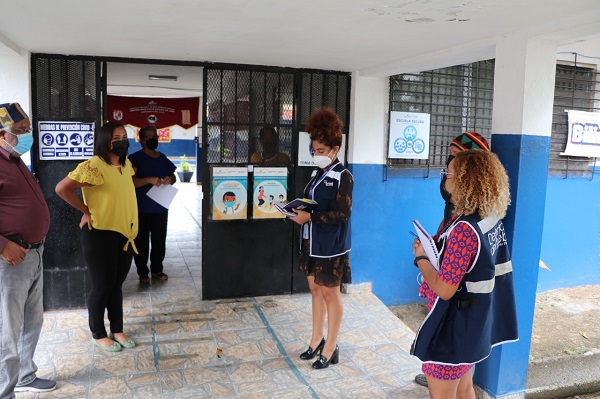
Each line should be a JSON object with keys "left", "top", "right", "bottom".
{"left": 146, "top": 184, "right": 179, "bottom": 209}
{"left": 412, "top": 220, "right": 440, "bottom": 270}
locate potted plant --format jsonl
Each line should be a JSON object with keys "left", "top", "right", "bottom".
{"left": 177, "top": 155, "right": 194, "bottom": 182}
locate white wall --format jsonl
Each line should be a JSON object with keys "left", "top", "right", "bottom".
{"left": 0, "top": 52, "right": 32, "bottom": 164}
{"left": 348, "top": 72, "right": 388, "bottom": 165}
{"left": 0, "top": 52, "right": 31, "bottom": 112}
{"left": 557, "top": 37, "right": 600, "bottom": 68}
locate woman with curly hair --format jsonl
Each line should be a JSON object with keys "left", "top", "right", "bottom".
{"left": 411, "top": 150, "right": 518, "bottom": 399}
{"left": 289, "top": 107, "right": 353, "bottom": 369}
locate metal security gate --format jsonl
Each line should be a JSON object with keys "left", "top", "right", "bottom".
{"left": 202, "top": 65, "right": 350, "bottom": 299}
{"left": 31, "top": 54, "right": 104, "bottom": 309}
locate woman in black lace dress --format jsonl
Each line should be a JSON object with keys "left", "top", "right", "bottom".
{"left": 289, "top": 107, "right": 353, "bottom": 369}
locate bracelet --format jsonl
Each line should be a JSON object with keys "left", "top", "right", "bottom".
{"left": 413, "top": 256, "right": 429, "bottom": 268}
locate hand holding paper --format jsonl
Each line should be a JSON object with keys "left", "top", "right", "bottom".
{"left": 412, "top": 220, "right": 440, "bottom": 271}
{"left": 146, "top": 184, "right": 179, "bottom": 209}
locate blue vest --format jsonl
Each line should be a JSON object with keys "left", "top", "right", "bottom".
{"left": 304, "top": 162, "right": 352, "bottom": 258}
{"left": 411, "top": 213, "right": 519, "bottom": 365}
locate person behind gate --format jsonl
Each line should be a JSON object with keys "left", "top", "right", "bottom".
{"left": 56, "top": 121, "right": 138, "bottom": 352}
{"left": 0, "top": 102, "right": 56, "bottom": 398}
{"left": 411, "top": 150, "right": 518, "bottom": 399}
{"left": 289, "top": 107, "right": 353, "bottom": 370}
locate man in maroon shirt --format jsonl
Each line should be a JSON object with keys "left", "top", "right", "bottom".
{"left": 0, "top": 103, "right": 56, "bottom": 398}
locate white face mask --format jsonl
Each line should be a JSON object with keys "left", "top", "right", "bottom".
{"left": 313, "top": 150, "right": 334, "bottom": 169}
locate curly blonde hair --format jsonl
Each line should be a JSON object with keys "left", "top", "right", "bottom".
{"left": 451, "top": 150, "right": 511, "bottom": 219}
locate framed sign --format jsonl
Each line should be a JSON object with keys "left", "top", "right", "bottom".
{"left": 388, "top": 112, "right": 430, "bottom": 159}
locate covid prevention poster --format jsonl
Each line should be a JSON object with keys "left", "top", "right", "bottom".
{"left": 38, "top": 121, "right": 95, "bottom": 160}
{"left": 211, "top": 167, "right": 248, "bottom": 221}
{"left": 253, "top": 167, "right": 287, "bottom": 219}
{"left": 388, "top": 112, "right": 430, "bottom": 159}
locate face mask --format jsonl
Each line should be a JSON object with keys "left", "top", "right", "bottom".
{"left": 224, "top": 201, "right": 236, "bottom": 207}
{"left": 313, "top": 150, "right": 334, "bottom": 169}
{"left": 145, "top": 138, "right": 159, "bottom": 150}
{"left": 111, "top": 139, "right": 129, "bottom": 157}
{"left": 3, "top": 131, "right": 34, "bottom": 157}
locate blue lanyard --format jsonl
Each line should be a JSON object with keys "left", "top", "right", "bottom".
{"left": 308, "top": 162, "right": 337, "bottom": 200}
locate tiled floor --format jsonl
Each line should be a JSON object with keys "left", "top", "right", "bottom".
{"left": 20, "top": 183, "right": 428, "bottom": 399}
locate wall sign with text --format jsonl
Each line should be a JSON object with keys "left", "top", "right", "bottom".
{"left": 38, "top": 121, "right": 95, "bottom": 160}
{"left": 388, "top": 112, "right": 431, "bottom": 160}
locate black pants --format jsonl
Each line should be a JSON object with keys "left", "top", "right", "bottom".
{"left": 81, "top": 228, "right": 133, "bottom": 339}
{"left": 133, "top": 212, "right": 169, "bottom": 276}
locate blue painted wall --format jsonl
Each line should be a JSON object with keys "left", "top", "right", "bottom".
{"left": 539, "top": 175, "right": 600, "bottom": 291}
{"left": 348, "top": 164, "right": 444, "bottom": 305}
{"left": 349, "top": 162, "right": 600, "bottom": 306}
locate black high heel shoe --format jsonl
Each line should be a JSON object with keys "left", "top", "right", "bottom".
{"left": 299, "top": 337, "right": 326, "bottom": 360}
{"left": 312, "top": 345, "right": 339, "bottom": 369}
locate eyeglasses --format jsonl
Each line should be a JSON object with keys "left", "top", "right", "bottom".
{"left": 440, "top": 168, "right": 454, "bottom": 178}
{"left": 7, "top": 126, "right": 32, "bottom": 135}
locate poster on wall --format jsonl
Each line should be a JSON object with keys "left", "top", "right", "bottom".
{"left": 211, "top": 167, "right": 248, "bottom": 221}
{"left": 253, "top": 167, "right": 287, "bottom": 219}
{"left": 297, "top": 132, "right": 347, "bottom": 167}
{"left": 388, "top": 111, "right": 431, "bottom": 159}
{"left": 38, "top": 121, "right": 95, "bottom": 160}
{"left": 561, "top": 110, "right": 600, "bottom": 157}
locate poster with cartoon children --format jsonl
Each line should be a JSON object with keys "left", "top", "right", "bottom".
{"left": 253, "top": 167, "right": 287, "bottom": 219}
{"left": 211, "top": 167, "right": 248, "bottom": 220}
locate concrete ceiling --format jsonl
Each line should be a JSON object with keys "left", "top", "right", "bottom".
{"left": 2, "top": 1, "right": 599, "bottom": 80}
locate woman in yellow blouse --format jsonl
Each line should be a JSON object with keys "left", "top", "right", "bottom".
{"left": 56, "top": 122, "right": 138, "bottom": 352}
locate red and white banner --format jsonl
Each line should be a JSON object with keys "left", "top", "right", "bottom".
{"left": 107, "top": 95, "right": 200, "bottom": 131}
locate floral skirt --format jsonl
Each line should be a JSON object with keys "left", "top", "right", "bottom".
{"left": 422, "top": 362, "right": 474, "bottom": 381}
{"left": 298, "top": 239, "right": 351, "bottom": 287}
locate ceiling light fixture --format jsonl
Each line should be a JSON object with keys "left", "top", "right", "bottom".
{"left": 148, "top": 75, "right": 178, "bottom": 81}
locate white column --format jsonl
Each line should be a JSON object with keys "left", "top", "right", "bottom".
{"left": 493, "top": 35, "right": 557, "bottom": 136}
{"left": 348, "top": 72, "right": 388, "bottom": 165}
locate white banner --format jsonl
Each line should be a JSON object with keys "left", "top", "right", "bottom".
{"left": 38, "top": 121, "right": 95, "bottom": 160}
{"left": 388, "top": 111, "right": 430, "bottom": 159}
{"left": 561, "top": 110, "right": 600, "bottom": 157}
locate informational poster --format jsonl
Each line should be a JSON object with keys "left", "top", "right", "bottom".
{"left": 297, "top": 132, "right": 347, "bottom": 167}
{"left": 561, "top": 110, "right": 600, "bottom": 157}
{"left": 253, "top": 167, "right": 287, "bottom": 219}
{"left": 388, "top": 111, "right": 431, "bottom": 159}
{"left": 38, "top": 121, "right": 95, "bottom": 160}
{"left": 211, "top": 167, "right": 248, "bottom": 220}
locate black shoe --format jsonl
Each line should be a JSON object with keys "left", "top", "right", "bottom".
{"left": 14, "top": 377, "right": 57, "bottom": 392}
{"left": 299, "top": 337, "right": 326, "bottom": 360}
{"left": 312, "top": 345, "right": 339, "bottom": 369}
{"left": 414, "top": 373, "right": 428, "bottom": 387}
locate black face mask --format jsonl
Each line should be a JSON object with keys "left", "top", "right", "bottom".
{"left": 111, "top": 139, "right": 129, "bottom": 157}
{"left": 145, "top": 138, "right": 159, "bottom": 150}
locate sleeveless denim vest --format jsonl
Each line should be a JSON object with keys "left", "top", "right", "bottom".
{"left": 411, "top": 213, "right": 519, "bottom": 365}
{"left": 304, "top": 162, "right": 352, "bottom": 258}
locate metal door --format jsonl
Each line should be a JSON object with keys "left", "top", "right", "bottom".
{"left": 202, "top": 65, "right": 350, "bottom": 299}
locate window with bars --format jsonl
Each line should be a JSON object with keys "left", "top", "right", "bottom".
{"left": 388, "top": 60, "right": 495, "bottom": 169}
{"left": 204, "top": 68, "right": 295, "bottom": 165}
{"left": 549, "top": 62, "right": 599, "bottom": 178}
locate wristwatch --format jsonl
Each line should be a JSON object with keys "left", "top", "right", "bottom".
{"left": 414, "top": 256, "right": 429, "bottom": 268}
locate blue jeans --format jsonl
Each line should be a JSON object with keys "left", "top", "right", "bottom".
{"left": 0, "top": 246, "right": 44, "bottom": 399}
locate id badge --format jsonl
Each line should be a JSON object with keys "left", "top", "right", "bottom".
{"left": 302, "top": 223, "right": 309, "bottom": 239}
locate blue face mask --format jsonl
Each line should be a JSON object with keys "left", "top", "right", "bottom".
{"left": 224, "top": 201, "right": 236, "bottom": 208}
{"left": 4, "top": 131, "right": 34, "bottom": 156}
